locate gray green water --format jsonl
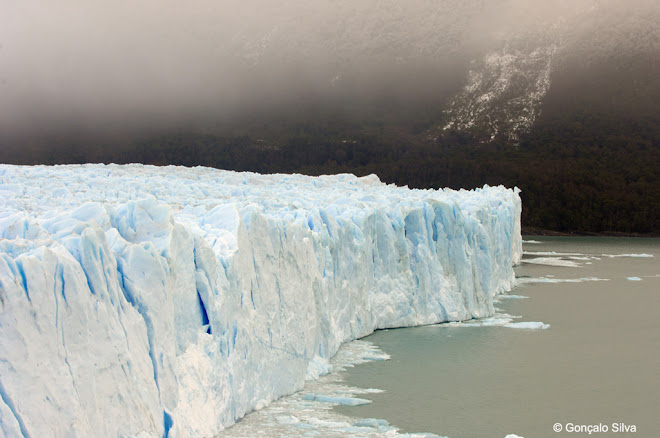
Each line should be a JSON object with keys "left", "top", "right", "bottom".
{"left": 336, "top": 237, "right": 660, "bottom": 437}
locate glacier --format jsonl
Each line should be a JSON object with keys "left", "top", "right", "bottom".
{"left": 0, "top": 164, "right": 521, "bottom": 437}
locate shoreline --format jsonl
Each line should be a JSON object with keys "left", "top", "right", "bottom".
{"left": 521, "top": 226, "right": 660, "bottom": 239}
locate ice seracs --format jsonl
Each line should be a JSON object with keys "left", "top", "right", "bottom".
{"left": 0, "top": 164, "right": 521, "bottom": 437}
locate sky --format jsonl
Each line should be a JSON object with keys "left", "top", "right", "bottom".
{"left": 1, "top": 0, "right": 657, "bottom": 141}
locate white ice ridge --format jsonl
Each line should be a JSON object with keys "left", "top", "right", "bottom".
{"left": 0, "top": 164, "right": 522, "bottom": 437}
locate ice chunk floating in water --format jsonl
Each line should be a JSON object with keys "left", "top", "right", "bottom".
{"left": 517, "top": 276, "right": 609, "bottom": 284}
{"left": 522, "top": 257, "right": 582, "bottom": 267}
{"left": 0, "top": 164, "right": 521, "bottom": 437}
{"left": 302, "top": 394, "right": 372, "bottom": 406}
{"left": 504, "top": 321, "right": 550, "bottom": 330}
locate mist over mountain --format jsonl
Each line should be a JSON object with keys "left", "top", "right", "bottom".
{"left": 2, "top": 0, "right": 655, "bottom": 137}
{"left": 1, "top": 0, "right": 658, "bottom": 234}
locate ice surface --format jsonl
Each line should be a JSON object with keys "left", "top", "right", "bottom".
{"left": 0, "top": 164, "right": 521, "bottom": 437}
{"left": 626, "top": 277, "right": 642, "bottom": 281}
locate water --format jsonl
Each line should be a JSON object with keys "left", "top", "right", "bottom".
{"left": 220, "top": 237, "right": 658, "bottom": 437}
{"left": 335, "top": 237, "right": 660, "bottom": 437}
{"left": 215, "top": 340, "right": 427, "bottom": 437}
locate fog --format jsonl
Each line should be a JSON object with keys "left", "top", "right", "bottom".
{"left": 0, "top": 0, "right": 656, "bottom": 140}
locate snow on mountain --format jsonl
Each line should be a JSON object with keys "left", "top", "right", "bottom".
{"left": 441, "top": 33, "right": 558, "bottom": 141}
{"left": 0, "top": 164, "right": 521, "bottom": 437}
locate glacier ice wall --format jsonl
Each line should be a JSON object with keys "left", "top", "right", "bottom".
{"left": 0, "top": 164, "right": 521, "bottom": 437}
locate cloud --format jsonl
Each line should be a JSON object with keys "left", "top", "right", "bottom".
{"left": 0, "top": 0, "right": 656, "bottom": 138}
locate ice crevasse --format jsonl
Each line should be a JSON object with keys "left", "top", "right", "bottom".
{"left": 0, "top": 164, "right": 522, "bottom": 437}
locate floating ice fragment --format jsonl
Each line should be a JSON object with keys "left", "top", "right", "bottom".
{"left": 518, "top": 277, "right": 609, "bottom": 284}
{"left": 504, "top": 322, "right": 550, "bottom": 330}
{"left": 303, "top": 394, "right": 372, "bottom": 406}
{"left": 446, "top": 314, "right": 515, "bottom": 327}
{"left": 353, "top": 418, "right": 390, "bottom": 428}
{"left": 522, "top": 257, "right": 581, "bottom": 267}
{"left": 626, "top": 277, "right": 642, "bottom": 281}
{"left": 277, "top": 415, "right": 301, "bottom": 425}
{"left": 524, "top": 251, "right": 584, "bottom": 256}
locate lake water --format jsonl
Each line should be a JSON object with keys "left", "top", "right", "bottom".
{"left": 336, "top": 237, "right": 660, "bottom": 437}
{"left": 220, "top": 237, "right": 659, "bottom": 437}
